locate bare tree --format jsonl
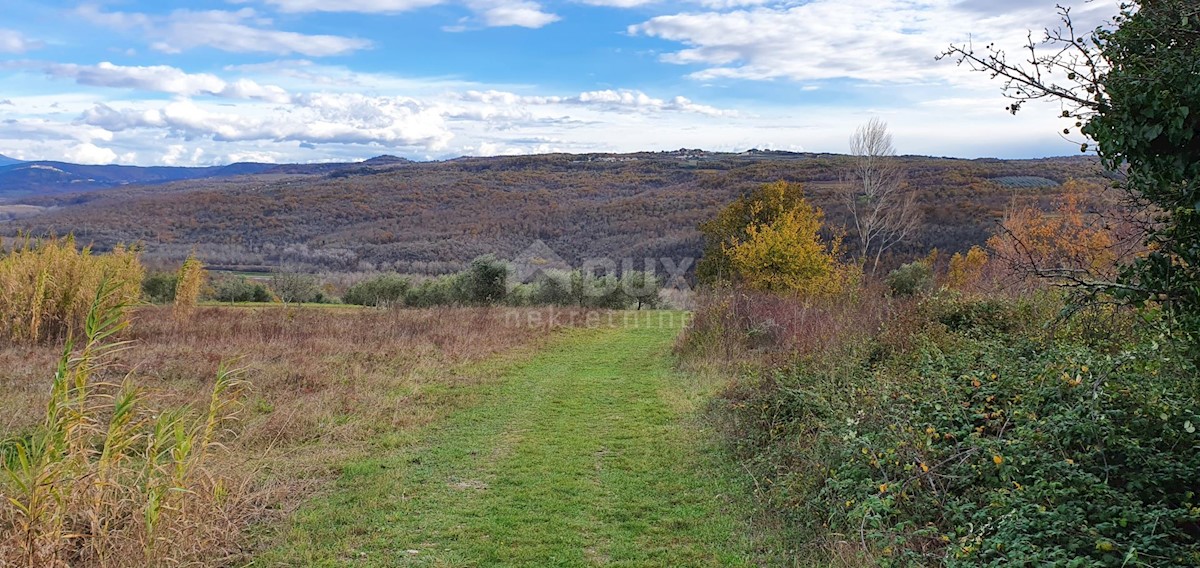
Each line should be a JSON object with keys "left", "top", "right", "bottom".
{"left": 840, "top": 118, "right": 921, "bottom": 276}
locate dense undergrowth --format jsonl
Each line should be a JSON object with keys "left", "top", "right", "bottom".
{"left": 680, "top": 289, "right": 1200, "bottom": 566}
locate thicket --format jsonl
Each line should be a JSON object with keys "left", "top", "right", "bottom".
{"left": 0, "top": 283, "right": 246, "bottom": 566}
{"left": 344, "top": 256, "right": 665, "bottom": 310}
{"left": 0, "top": 236, "right": 143, "bottom": 344}
{"left": 682, "top": 287, "right": 1200, "bottom": 566}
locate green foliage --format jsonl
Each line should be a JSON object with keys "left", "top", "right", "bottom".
{"left": 210, "top": 275, "right": 273, "bottom": 303}
{"left": 530, "top": 270, "right": 575, "bottom": 306}
{"left": 141, "top": 271, "right": 177, "bottom": 304}
{"left": 343, "top": 274, "right": 411, "bottom": 307}
{"left": 621, "top": 270, "right": 661, "bottom": 310}
{"left": 460, "top": 255, "right": 509, "bottom": 305}
{"left": 885, "top": 260, "right": 934, "bottom": 297}
{"left": 1084, "top": 1, "right": 1200, "bottom": 339}
{"left": 688, "top": 291, "right": 1200, "bottom": 565}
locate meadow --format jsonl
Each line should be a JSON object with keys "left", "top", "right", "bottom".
{"left": 0, "top": 299, "right": 595, "bottom": 565}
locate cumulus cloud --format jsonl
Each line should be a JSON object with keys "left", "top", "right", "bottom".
{"left": 45, "top": 62, "right": 292, "bottom": 103}
{"left": 76, "top": 5, "right": 372, "bottom": 56}
{"left": 63, "top": 142, "right": 119, "bottom": 165}
{"left": 630, "top": 0, "right": 1118, "bottom": 83}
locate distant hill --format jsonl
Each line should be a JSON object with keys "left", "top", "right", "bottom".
{"left": 0, "top": 155, "right": 412, "bottom": 197}
{"left": 2, "top": 151, "right": 1112, "bottom": 275}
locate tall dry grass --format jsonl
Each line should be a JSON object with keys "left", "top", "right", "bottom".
{"left": 1, "top": 304, "right": 584, "bottom": 564}
{"left": 0, "top": 236, "right": 143, "bottom": 344}
{"left": 0, "top": 282, "right": 246, "bottom": 567}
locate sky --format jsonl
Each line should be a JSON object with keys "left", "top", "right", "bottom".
{"left": 0, "top": 0, "right": 1119, "bottom": 166}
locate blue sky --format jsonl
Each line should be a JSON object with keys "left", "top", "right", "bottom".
{"left": 0, "top": 0, "right": 1118, "bottom": 165}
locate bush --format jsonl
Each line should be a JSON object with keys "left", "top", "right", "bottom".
{"left": 344, "top": 274, "right": 410, "bottom": 307}
{"left": 885, "top": 260, "right": 934, "bottom": 297}
{"left": 460, "top": 255, "right": 508, "bottom": 305}
{"left": 686, "top": 290, "right": 1200, "bottom": 565}
{"left": 530, "top": 270, "right": 575, "bottom": 306}
{"left": 211, "top": 275, "right": 273, "bottom": 303}
{"left": 404, "top": 276, "right": 459, "bottom": 308}
{"left": 142, "top": 271, "right": 178, "bottom": 304}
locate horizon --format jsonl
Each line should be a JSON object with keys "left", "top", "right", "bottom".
{"left": 0, "top": 148, "right": 1098, "bottom": 168}
{"left": 1, "top": 0, "right": 1119, "bottom": 166}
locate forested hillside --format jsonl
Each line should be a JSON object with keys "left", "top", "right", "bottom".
{"left": 4, "top": 150, "right": 1109, "bottom": 273}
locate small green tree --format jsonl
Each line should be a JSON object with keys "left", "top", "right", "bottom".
{"left": 621, "top": 270, "right": 662, "bottom": 310}
{"left": 460, "top": 255, "right": 509, "bottom": 305}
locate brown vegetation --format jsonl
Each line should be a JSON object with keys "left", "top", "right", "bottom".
{"left": 6, "top": 152, "right": 1111, "bottom": 274}
{"left": 1, "top": 304, "right": 586, "bottom": 566}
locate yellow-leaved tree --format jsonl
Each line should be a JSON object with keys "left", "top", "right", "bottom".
{"left": 709, "top": 182, "right": 858, "bottom": 297}
{"left": 946, "top": 245, "right": 989, "bottom": 291}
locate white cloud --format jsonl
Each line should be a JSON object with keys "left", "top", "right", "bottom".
{"left": 630, "top": 0, "right": 1119, "bottom": 83}
{"left": 63, "top": 142, "right": 119, "bottom": 165}
{"left": 76, "top": 5, "right": 372, "bottom": 56}
{"left": 455, "top": 0, "right": 560, "bottom": 28}
{"left": 0, "top": 29, "right": 43, "bottom": 54}
{"left": 253, "top": 0, "right": 445, "bottom": 12}
{"left": 45, "top": 62, "right": 292, "bottom": 103}
{"left": 577, "top": 0, "right": 658, "bottom": 8}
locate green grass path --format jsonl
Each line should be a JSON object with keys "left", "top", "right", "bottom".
{"left": 256, "top": 321, "right": 773, "bottom": 567}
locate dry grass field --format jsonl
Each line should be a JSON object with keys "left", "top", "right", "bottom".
{"left": 0, "top": 304, "right": 585, "bottom": 565}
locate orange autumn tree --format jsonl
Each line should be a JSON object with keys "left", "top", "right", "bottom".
{"left": 946, "top": 245, "right": 989, "bottom": 291}
{"left": 986, "top": 180, "right": 1128, "bottom": 286}
{"left": 717, "top": 182, "right": 859, "bottom": 296}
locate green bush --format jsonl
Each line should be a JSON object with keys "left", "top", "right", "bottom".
{"left": 460, "top": 255, "right": 509, "bottom": 305}
{"left": 404, "top": 276, "right": 459, "bottom": 308}
{"left": 695, "top": 292, "right": 1200, "bottom": 565}
{"left": 344, "top": 274, "right": 410, "bottom": 307}
{"left": 885, "top": 260, "right": 934, "bottom": 297}
{"left": 142, "top": 271, "right": 178, "bottom": 304}
{"left": 211, "top": 276, "right": 273, "bottom": 303}
{"left": 529, "top": 270, "right": 575, "bottom": 306}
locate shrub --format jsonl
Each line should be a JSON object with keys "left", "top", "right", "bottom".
{"left": 0, "top": 236, "right": 143, "bottom": 344}
{"left": 686, "top": 290, "right": 1200, "bottom": 565}
{"left": 141, "top": 271, "right": 177, "bottom": 304}
{"left": 885, "top": 260, "right": 934, "bottom": 297}
{"left": 459, "top": 255, "right": 508, "bottom": 305}
{"left": 404, "top": 276, "right": 458, "bottom": 308}
{"left": 530, "top": 270, "right": 574, "bottom": 306}
{"left": 211, "top": 275, "right": 273, "bottom": 303}
{"left": 343, "top": 274, "right": 410, "bottom": 307}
